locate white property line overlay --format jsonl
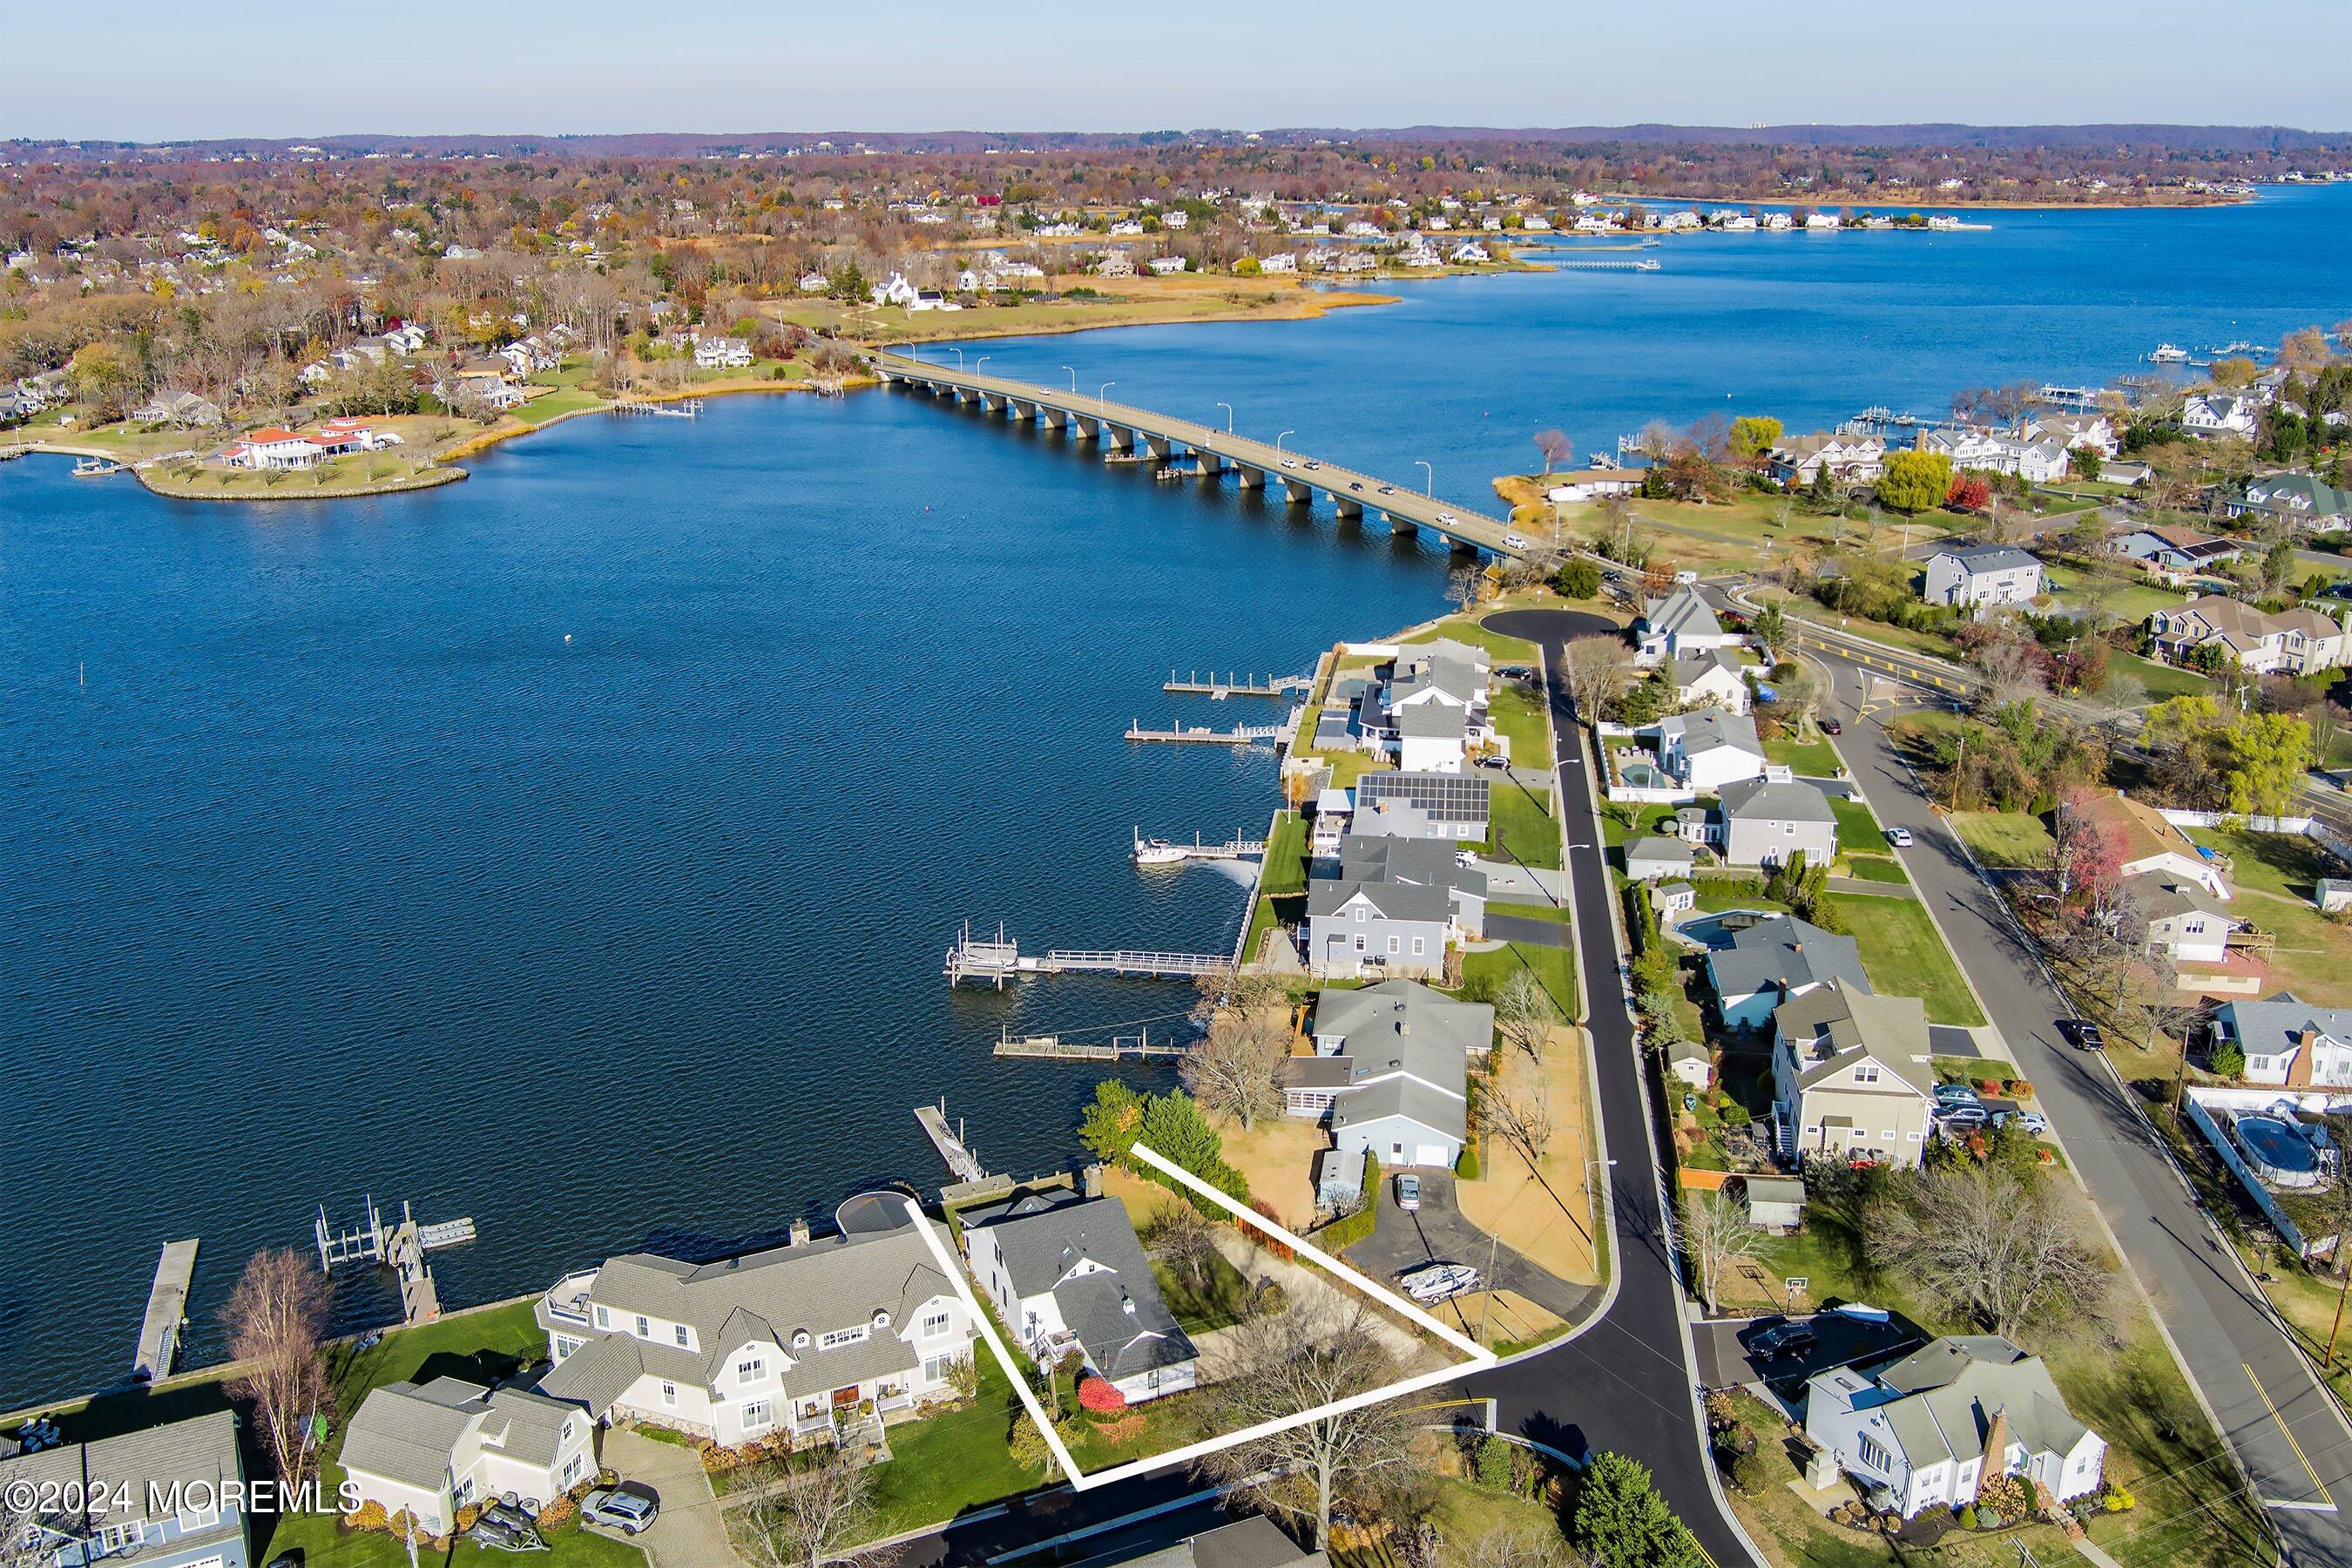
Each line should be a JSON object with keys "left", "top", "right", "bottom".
{"left": 899, "top": 1146, "right": 1499, "bottom": 1493}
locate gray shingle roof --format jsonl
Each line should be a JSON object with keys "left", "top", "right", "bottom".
{"left": 1868, "top": 1336, "right": 2091, "bottom": 1469}
{"left": 1334, "top": 1074, "right": 1468, "bottom": 1142}
{"left": 1708, "top": 914, "right": 1869, "bottom": 1001}
{"left": 1934, "top": 542, "right": 2040, "bottom": 574}
{"left": 2217, "top": 993, "right": 2352, "bottom": 1060}
{"left": 977, "top": 1197, "right": 1197, "bottom": 1380}
{"left": 1659, "top": 706, "right": 1763, "bottom": 760}
{"left": 0, "top": 1409, "right": 245, "bottom": 1549}
{"left": 1625, "top": 835, "right": 1696, "bottom": 871}
{"left": 341, "top": 1379, "right": 481, "bottom": 1491}
{"left": 1639, "top": 587, "right": 1723, "bottom": 640}
{"left": 1774, "top": 980, "right": 1934, "bottom": 1095}
{"left": 1308, "top": 835, "right": 1484, "bottom": 923}
{"left": 1718, "top": 776, "right": 1839, "bottom": 826}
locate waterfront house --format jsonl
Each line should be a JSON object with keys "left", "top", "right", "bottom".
{"left": 1922, "top": 543, "right": 2044, "bottom": 610}
{"left": 1634, "top": 587, "right": 1740, "bottom": 666}
{"left": 1260, "top": 252, "right": 1299, "bottom": 273}
{"left": 1305, "top": 834, "right": 1486, "bottom": 980}
{"left": 1448, "top": 240, "right": 1490, "bottom": 264}
{"left": 222, "top": 426, "right": 326, "bottom": 470}
{"left": 2184, "top": 393, "right": 2260, "bottom": 439}
{"left": 1916, "top": 428, "right": 2068, "bottom": 482}
{"left": 1545, "top": 468, "right": 1643, "bottom": 505}
{"left": 131, "top": 389, "right": 223, "bottom": 428}
{"left": 1625, "top": 835, "right": 1697, "bottom": 884}
{"left": 0, "top": 1409, "right": 249, "bottom": 1568}
{"left": 341, "top": 1377, "right": 595, "bottom": 1535}
{"left": 1771, "top": 979, "right": 1936, "bottom": 1166}
{"left": 693, "top": 335, "right": 753, "bottom": 369}
{"left": 1765, "top": 432, "right": 1885, "bottom": 487}
{"left": 1364, "top": 639, "right": 1495, "bottom": 772}
{"left": 1804, "top": 1336, "right": 2105, "bottom": 1518}
{"left": 2111, "top": 524, "right": 2243, "bottom": 579}
{"left": 2145, "top": 595, "right": 2349, "bottom": 676}
{"left": 2021, "top": 413, "right": 2120, "bottom": 458}
{"left": 1707, "top": 912, "right": 1871, "bottom": 1031}
{"left": 1353, "top": 769, "right": 1491, "bottom": 842}
{"left": 1670, "top": 648, "right": 1751, "bottom": 713}
{"left": 869, "top": 271, "right": 922, "bottom": 308}
{"left": 1721, "top": 780, "right": 1843, "bottom": 879}
{"left": 2210, "top": 995, "right": 2352, "bottom": 1088}
{"left": 963, "top": 1193, "right": 1199, "bottom": 1403}
{"left": 535, "top": 1202, "right": 977, "bottom": 1450}
{"left": 2229, "top": 473, "right": 2352, "bottom": 534}
{"left": 1285, "top": 980, "right": 1490, "bottom": 1169}
{"left": 1651, "top": 706, "right": 1767, "bottom": 792}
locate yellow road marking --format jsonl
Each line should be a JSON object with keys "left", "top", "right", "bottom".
{"left": 2246, "top": 1361, "right": 2335, "bottom": 1506}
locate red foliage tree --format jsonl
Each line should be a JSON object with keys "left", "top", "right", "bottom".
{"left": 1078, "top": 1375, "right": 1128, "bottom": 1413}
{"left": 1946, "top": 474, "right": 1992, "bottom": 512}
{"left": 1246, "top": 1198, "right": 1295, "bottom": 1262}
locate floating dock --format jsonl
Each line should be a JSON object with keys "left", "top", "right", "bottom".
{"left": 1125, "top": 719, "right": 1285, "bottom": 747}
{"left": 133, "top": 1240, "right": 199, "bottom": 1383}
{"left": 915, "top": 1099, "right": 986, "bottom": 1182}
{"left": 314, "top": 1198, "right": 476, "bottom": 1326}
{"left": 1134, "top": 831, "right": 1267, "bottom": 863}
{"left": 994, "top": 1026, "right": 1184, "bottom": 1061}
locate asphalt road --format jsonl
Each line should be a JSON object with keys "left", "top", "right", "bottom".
{"left": 1468, "top": 607, "right": 1761, "bottom": 1567}
{"left": 1808, "top": 645, "right": 2352, "bottom": 1566}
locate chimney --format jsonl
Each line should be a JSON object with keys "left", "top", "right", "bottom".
{"left": 1121, "top": 1293, "right": 1136, "bottom": 1316}
{"left": 788, "top": 1217, "right": 811, "bottom": 1247}
{"left": 2289, "top": 1027, "right": 2319, "bottom": 1089}
{"left": 1975, "top": 1406, "right": 2013, "bottom": 1502}
{"left": 1082, "top": 1163, "right": 1104, "bottom": 1199}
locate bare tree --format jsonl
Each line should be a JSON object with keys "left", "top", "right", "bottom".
{"left": 741, "top": 1443, "right": 878, "bottom": 1568}
{"left": 1560, "top": 635, "right": 1632, "bottom": 726}
{"left": 1496, "top": 970, "right": 1561, "bottom": 1064}
{"left": 1460, "top": 1524, "right": 1585, "bottom": 1568}
{"left": 0, "top": 1480, "right": 49, "bottom": 1568}
{"left": 1194, "top": 1299, "right": 1422, "bottom": 1551}
{"left": 1484, "top": 1071, "right": 1557, "bottom": 1163}
{"left": 1871, "top": 1164, "right": 2114, "bottom": 1340}
{"left": 1679, "top": 1189, "right": 1766, "bottom": 1315}
{"left": 1533, "top": 429, "right": 1572, "bottom": 476}
{"left": 1142, "top": 1200, "right": 1221, "bottom": 1294}
{"left": 222, "top": 1249, "right": 332, "bottom": 1491}
{"left": 1975, "top": 633, "right": 2049, "bottom": 713}
{"left": 1181, "top": 1002, "right": 1293, "bottom": 1132}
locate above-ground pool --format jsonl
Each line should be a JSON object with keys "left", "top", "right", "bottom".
{"left": 2234, "top": 1115, "right": 2323, "bottom": 1188}
{"left": 1674, "top": 910, "right": 1781, "bottom": 947}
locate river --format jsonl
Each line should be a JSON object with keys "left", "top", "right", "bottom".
{"left": 3, "top": 183, "right": 2349, "bottom": 1409}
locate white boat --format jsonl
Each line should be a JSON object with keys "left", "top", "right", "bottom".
{"left": 2150, "top": 343, "right": 2190, "bottom": 363}
{"left": 70, "top": 457, "right": 123, "bottom": 476}
{"left": 1398, "top": 1262, "right": 1481, "bottom": 1303}
{"left": 1132, "top": 833, "right": 1186, "bottom": 867}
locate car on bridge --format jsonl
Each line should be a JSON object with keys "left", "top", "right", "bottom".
{"left": 1280, "top": 458, "right": 1298, "bottom": 470}
{"left": 1504, "top": 532, "right": 1528, "bottom": 549}
{"left": 1378, "top": 484, "right": 1395, "bottom": 495}
{"left": 1436, "top": 510, "right": 1458, "bottom": 525}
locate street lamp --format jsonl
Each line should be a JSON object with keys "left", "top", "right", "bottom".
{"left": 950, "top": 348, "right": 965, "bottom": 370}
{"left": 1416, "top": 459, "right": 1434, "bottom": 496}
{"left": 1062, "top": 366, "right": 1077, "bottom": 392}
{"left": 1276, "top": 429, "right": 1294, "bottom": 453}
{"left": 1216, "top": 401, "right": 1233, "bottom": 432}
{"left": 1098, "top": 382, "right": 1116, "bottom": 413}
{"left": 974, "top": 355, "right": 990, "bottom": 375}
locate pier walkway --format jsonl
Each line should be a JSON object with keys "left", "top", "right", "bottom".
{"left": 914, "top": 1100, "right": 986, "bottom": 1182}
{"left": 133, "top": 1240, "right": 199, "bottom": 1383}
{"left": 873, "top": 351, "right": 1522, "bottom": 557}
{"left": 1161, "top": 670, "right": 1313, "bottom": 699}
{"left": 993, "top": 1031, "right": 1185, "bottom": 1062}
{"left": 945, "top": 926, "right": 1228, "bottom": 986}
{"left": 1126, "top": 719, "right": 1285, "bottom": 747}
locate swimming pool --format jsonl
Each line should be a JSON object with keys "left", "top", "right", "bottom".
{"left": 2234, "top": 1115, "right": 2323, "bottom": 1188}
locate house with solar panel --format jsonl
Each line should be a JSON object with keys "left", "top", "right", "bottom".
{"left": 962, "top": 1192, "right": 1199, "bottom": 1403}
{"left": 534, "top": 1193, "right": 977, "bottom": 1450}
{"left": 1350, "top": 770, "right": 1491, "bottom": 842}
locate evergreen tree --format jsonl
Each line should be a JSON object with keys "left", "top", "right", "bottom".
{"left": 1572, "top": 1452, "right": 1705, "bottom": 1567}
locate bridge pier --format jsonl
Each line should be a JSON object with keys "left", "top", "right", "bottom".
{"left": 1073, "top": 414, "right": 1100, "bottom": 442}
{"left": 1143, "top": 432, "right": 1173, "bottom": 461}
{"left": 1102, "top": 423, "right": 1133, "bottom": 454}
{"left": 1194, "top": 450, "right": 1223, "bottom": 476}
{"left": 1234, "top": 464, "right": 1267, "bottom": 490}
{"left": 1335, "top": 497, "right": 1363, "bottom": 520}
{"left": 979, "top": 392, "right": 1003, "bottom": 415}
{"left": 1035, "top": 406, "right": 1064, "bottom": 430}
{"left": 1386, "top": 512, "right": 1417, "bottom": 537}
{"left": 1281, "top": 477, "right": 1315, "bottom": 505}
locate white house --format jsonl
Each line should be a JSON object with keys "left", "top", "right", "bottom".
{"left": 1448, "top": 240, "right": 1490, "bottom": 264}
{"left": 1363, "top": 639, "right": 1495, "bottom": 773}
{"left": 2128, "top": 869, "right": 2240, "bottom": 964}
{"left": 221, "top": 426, "right": 325, "bottom": 470}
{"left": 2230, "top": 473, "right": 2352, "bottom": 534}
{"left": 1771, "top": 980, "right": 1936, "bottom": 1166}
{"left": 2211, "top": 995, "right": 2352, "bottom": 1088}
{"left": 536, "top": 1200, "right": 977, "bottom": 1450}
{"left": 1546, "top": 469, "right": 1643, "bottom": 505}
{"left": 1634, "top": 587, "right": 1740, "bottom": 666}
{"left": 963, "top": 1191, "right": 1199, "bottom": 1404}
{"left": 693, "top": 335, "right": 753, "bottom": 369}
{"left": 869, "top": 271, "right": 922, "bottom": 308}
{"left": 1147, "top": 255, "right": 1188, "bottom": 275}
{"left": 1922, "top": 543, "right": 2044, "bottom": 609}
{"left": 1651, "top": 706, "right": 1767, "bottom": 792}
{"left": 1284, "top": 980, "right": 1490, "bottom": 1168}
{"left": 1805, "top": 1336, "right": 2105, "bottom": 1518}
{"left": 385, "top": 322, "right": 430, "bottom": 354}
{"left": 2184, "top": 393, "right": 2260, "bottom": 439}
{"left": 1670, "top": 649, "right": 1751, "bottom": 713}
{"left": 1766, "top": 432, "right": 1886, "bottom": 487}
{"left": 341, "top": 1378, "right": 595, "bottom": 1535}
{"left": 1305, "top": 834, "right": 1486, "bottom": 980}
{"left": 2022, "top": 413, "right": 2119, "bottom": 458}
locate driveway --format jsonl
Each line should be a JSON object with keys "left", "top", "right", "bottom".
{"left": 1485, "top": 911, "right": 1576, "bottom": 948}
{"left": 1691, "top": 1312, "right": 1923, "bottom": 1402}
{"left": 1344, "top": 1170, "right": 1598, "bottom": 1332}
{"left": 601, "top": 1428, "right": 741, "bottom": 1568}
{"left": 1474, "top": 857, "right": 1567, "bottom": 906}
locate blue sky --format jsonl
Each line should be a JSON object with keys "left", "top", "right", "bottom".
{"left": 8, "top": 1, "right": 2349, "bottom": 139}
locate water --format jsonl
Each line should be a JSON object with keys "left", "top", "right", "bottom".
{"left": 6, "top": 184, "right": 2351, "bottom": 1409}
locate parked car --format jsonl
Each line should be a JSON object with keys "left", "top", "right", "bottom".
{"left": 1395, "top": 1173, "right": 1422, "bottom": 1212}
{"left": 1749, "top": 1321, "right": 1818, "bottom": 1360}
{"left": 1932, "top": 1083, "right": 1981, "bottom": 1109}
{"left": 1886, "top": 827, "right": 1914, "bottom": 848}
{"left": 1936, "top": 1104, "right": 1990, "bottom": 1133}
{"left": 1474, "top": 754, "right": 1508, "bottom": 768}
{"left": 2058, "top": 1018, "right": 2104, "bottom": 1051}
{"left": 1673, "top": 570, "right": 1700, "bottom": 585}
{"left": 582, "top": 1488, "right": 659, "bottom": 1536}
{"left": 1993, "top": 1109, "right": 2051, "bottom": 1136}
{"left": 1818, "top": 717, "right": 1842, "bottom": 735}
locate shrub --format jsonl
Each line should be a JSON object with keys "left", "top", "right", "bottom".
{"left": 1317, "top": 1206, "right": 1377, "bottom": 1249}
{"left": 1078, "top": 1375, "right": 1128, "bottom": 1414}
{"left": 537, "top": 1496, "right": 578, "bottom": 1533}
{"left": 1456, "top": 1145, "right": 1483, "bottom": 1180}
{"left": 1247, "top": 1197, "right": 1294, "bottom": 1261}
{"left": 2211, "top": 1042, "right": 2247, "bottom": 1078}
{"left": 1726, "top": 1447, "right": 1771, "bottom": 1496}
{"left": 1957, "top": 1504, "right": 1978, "bottom": 1530}
{"left": 454, "top": 1505, "right": 481, "bottom": 1533}
{"left": 1475, "top": 1435, "right": 1512, "bottom": 1490}
{"left": 2101, "top": 1485, "right": 2135, "bottom": 1512}
{"left": 348, "top": 1501, "right": 390, "bottom": 1533}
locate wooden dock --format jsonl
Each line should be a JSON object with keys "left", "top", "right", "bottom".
{"left": 1134, "top": 830, "right": 1267, "bottom": 863}
{"left": 314, "top": 1197, "right": 476, "bottom": 1326}
{"left": 994, "top": 1027, "right": 1184, "bottom": 1062}
{"left": 1162, "top": 670, "right": 1313, "bottom": 699}
{"left": 914, "top": 1099, "right": 986, "bottom": 1182}
{"left": 946, "top": 924, "right": 1230, "bottom": 985}
{"left": 1126, "top": 719, "right": 1285, "bottom": 747}
{"left": 133, "top": 1240, "right": 199, "bottom": 1383}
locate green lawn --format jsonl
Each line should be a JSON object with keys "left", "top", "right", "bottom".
{"left": 864, "top": 1351, "right": 1043, "bottom": 1535}
{"left": 1405, "top": 613, "right": 1540, "bottom": 666}
{"left": 2186, "top": 827, "right": 2352, "bottom": 1004}
{"left": 1488, "top": 679, "right": 1553, "bottom": 767}
{"left": 1152, "top": 1251, "right": 1257, "bottom": 1336}
{"left": 1600, "top": 801, "right": 1680, "bottom": 847}
{"left": 1258, "top": 810, "right": 1308, "bottom": 896}
{"left": 1839, "top": 856, "right": 1909, "bottom": 884}
{"left": 1950, "top": 810, "right": 2055, "bottom": 869}
{"left": 1821, "top": 895, "right": 1986, "bottom": 1026}
{"left": 1828, "top": 794, "right": 1883, "bottom": 854}
{"left": 1482, "top": 778, "right": 1563, "bottom": 869}
{"left": 1764, "top": 733, "right": 1842, "bottom": 777}
{"left": 1456, "top": 936, "right": 1579, "bottom": 1017}
{"left": 2109, "top": 648, "right": 2216, "bottom": 701}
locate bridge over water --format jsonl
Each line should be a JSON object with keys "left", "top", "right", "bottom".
{"left": 872, "top": 350, "right": 1524, "bottom": 558}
